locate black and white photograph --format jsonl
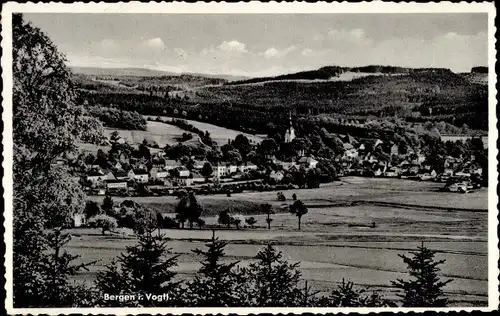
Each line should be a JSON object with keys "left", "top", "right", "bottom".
{"left": 2, "top": 2, "right": 498, "bottom": 313}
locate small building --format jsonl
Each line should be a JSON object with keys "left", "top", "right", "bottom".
{"left": 86, "top": 170, "right": 104, "bottom": 183}
{"left": 102, "top": 170, "right": 117, "bottom": 181}
{"left": 133, "top": 169, "right": 149, "bottom": 183}
{"left": 73, "top": 213, "right": 86, "bottom": 228}
{"left": 193, "top": 159, "right": 209, "bottom": 170}
{"left": 150, "top": 167, "right": 169, "bottom": 179}
{"left": 270, "top": 170, "right": 284, "bottom": 182}
{"left": 106, "top": 179, "right": 128, "bottom": 189}
{"left": 176, "top": 166, "right": 191, "bottom": 178}
{"left": 215, "top": 164, "right": 227, "bottom": 178}
{"left": 390, "top": 144, "right": 399, "bottom": 156}
{"left": 297, "top": 156, "right": 319, "bottom": 169}
{"left": 239, "top": 162, "right": 258, "bottom": 173}
{"left": 115, "top": 170, "right": 135, "bottom": 180}
{"left": 165, "top": 159, "right": 182, "bottom": 171}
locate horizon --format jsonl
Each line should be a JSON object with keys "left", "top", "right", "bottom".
{"left": 24, "top": 13, "right": 488, "bottom": 77}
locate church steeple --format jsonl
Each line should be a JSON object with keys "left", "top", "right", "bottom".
{"left": 284, "top": 111, "right": 296, "bottom": 143}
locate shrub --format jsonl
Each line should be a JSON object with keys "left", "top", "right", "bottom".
{"left": 87, "top": 214, "right": 118, "bottom": 235}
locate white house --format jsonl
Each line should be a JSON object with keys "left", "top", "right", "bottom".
{"left": 165, "top": 159, "right": 182, "bottom": 170}
{"left": 297, "top": 156, "right": 318, "bottom": 169}
{"left": 239, "top": 162, "right": 258, "bottom": 173}
{"left": 86, "top": 170, "right": 104, "bottom": 183}
{"left": 193, "top": 159, "right": 209, "bottom": 170}
{"left": 73, "top": 213, "right": 86, "bottom": 228}
{"left": 106, "top": 179, "right": 128, "bottom": 189}
{"left": 115, "top": 170, "right": 135, "bottom": 180}
{"left": 133, "top": 170, "right": 149, "bottom": 183}
{"left": 150, "top": 167, "right": 169, "bottom": 179}
{"left": 215, "top": 164, "right": 227, "bottom": 178}
{"left": 270, "top": 170, "right": 284, "bottom": 182}
{"left": 177, "top": 166, "right": 191, "bottom": 178}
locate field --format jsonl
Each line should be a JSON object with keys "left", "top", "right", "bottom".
{"left": 75, "top": 177, "right": 488, "bottom": 306}
{"left": 146, "top": 115, "right": 266, "bottom": 145}
{"left": 103, "top": 121, "right": 188, "bottom": 147}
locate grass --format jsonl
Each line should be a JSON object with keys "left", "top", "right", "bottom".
{"left": 76, "top": 177, "right": 488, "bottom": 306}
{"left": 146, "top": 115, "right": 265, "bottom": 145}
{"left": 103, "top": 121, "right": 187, "bottom": 147}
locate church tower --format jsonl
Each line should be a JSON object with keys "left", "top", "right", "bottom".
{"left": 284, "top": 112, "right": 296, "bottom": 143}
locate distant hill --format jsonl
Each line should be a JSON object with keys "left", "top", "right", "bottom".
{"left": 227, "top": 65, "right": 455, "bottom": 85}
{"left": 71, "top": 66, "right": 248, "bottom": 82}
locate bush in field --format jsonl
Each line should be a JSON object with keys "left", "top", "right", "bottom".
{"left": 245, "top": 217, "right": 257, "bottom": 228}
{"left": 277, "top": 192, "right": 286, "bottom": 201}
{"left": 87, "top": 214, "right": 118, "bottom": 235}
{"left": 218, "top": 209, "right": 232, "bottom": 229}
{"left": 391, "top": 242, "right": 452, "bottom": 307}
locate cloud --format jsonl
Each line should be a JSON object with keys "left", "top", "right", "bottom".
{"left": 217, "top": 40, "right": 248, "bottom": 53}
{"left": 143, "top": 37, "right": 165, "bottom": 51}
{"left": 301, "top": 48, "right": 314, "bottom": 57}
{"left": 263, "top": 46, "right": 297, "bottom": 59}
{"left": 326, "top": 28, "right": 373, "bottom": 45}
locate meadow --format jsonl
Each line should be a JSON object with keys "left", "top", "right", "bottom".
{"left": 146, "top": 115, "right": 266, "bottom": 145}
{"left": 74, "top": 177, "right": 489, "bottom": 306}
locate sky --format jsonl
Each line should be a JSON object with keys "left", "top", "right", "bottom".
{"left": 24, "top": 13, "right": 488, "bottom": 77}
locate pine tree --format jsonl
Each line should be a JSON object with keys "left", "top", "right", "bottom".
{"left": 187, "top": 192, "right": 203, "bottom": 229}
{"left": 244, "top": 244, "right": 303, "bottom": 307}
{"left": 95, "top": 233, "right": 180, "bottom": 307}
{"left": 391, "top": 242, "right": 452, "bottom": 307}
{"left": 183, "top": 232, "right": 249, "bottom": 306}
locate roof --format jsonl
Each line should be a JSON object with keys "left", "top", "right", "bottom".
{"left": 114, "top": 171, "right": 130, "bottom": 177}
{"left": 190, "top": 171, "right": 204, "bottom": 178}
{"left": 177, "top": 166, "right": 189, "bottom": 171}
{"left": 343, "top": 143, "right": 354, "bottom": 150}
{"left": 87, "top": 170, "right": 104, "bottom": 177}
{"left": 105, "top": 179, "right": 128, "bottom": 183}
{"left": 165, "top": 159, "right": 181, "bottom": 167}
{"left": 134, "top": 169, "right": 149, "bottom": 175}
{"left": 150, "top": 167, "right": 167, "bottom": 173}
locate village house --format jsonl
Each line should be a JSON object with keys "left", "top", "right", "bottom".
{"left": 383, "top": 167, "right": 399, "bottom": 178}
{"left": 150, "top": 167, "right": 169, "bottom": 179}
{"left": 165, "top": 159, "right": 182, "bottom": 171}
{"left": 297, "top": 156, "right": 319, "bottom": 169}
{"left": 390, "top": 144, "right": 399, "bottom": 156}
{"left": 73, "top": 213, "right": 86, "bottom": 228}
{"left": 239, "top": 162, "right": 258, "bottom": 173}
{"left": 342, "top": 143, "right": 359, "bottom": 158}
{"left": 193, "top": 158, "right": 209, "bottom": 170}
{"left": 187, "top": 171, "right": 205, "bottom": 186}
{"left": 102, "top": 169, "right": 117, "bottom": 181}
{"left": 133, "top": 169, "right": 149, "bottom": 183}
{"left": 105, "top": 179, "right": 128, "bottom": 189}
{"left": 176, "top": 166, "right": 191, "bottom": 178}
{"left": 151, "top": 157, "right": 165, "bottom": 168}
{"left": 280, "top": 159, "right": 297, "bottom": 171}
{"left": 86, "top": 170, "right": 105, "bottom": 183}
{"left": 270, "top": 170, "right": 285, "bottom": 182}
{"left": 115, "top": 170, "right": 135, "bottom": 180}
{"left": 215, "top": 164, "right": 227, "bottom": 178}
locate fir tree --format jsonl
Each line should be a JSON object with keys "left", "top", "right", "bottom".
{"left": 391, "top": 242, "right": 452, "bottom": 307}
{"left": 244, "top": 244, "right": 303, "bottom": 307}
{"left": 95, "top": 233, "right": 180, "bottom": 307}
{"left": 183, "top": 232, "right": 249, "bottom": 306}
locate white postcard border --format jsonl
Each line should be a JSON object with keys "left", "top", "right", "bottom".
{"left": 2, "top": 1, "right": 498, "bottom": 314}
